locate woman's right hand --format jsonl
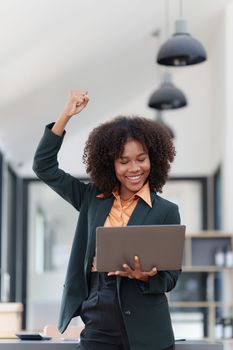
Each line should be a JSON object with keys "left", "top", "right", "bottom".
{"left": 52, "top": 90, "right": 89, "bottom": 136}
{"left": 62, "top": 90, "right": 89, "bottom": 119}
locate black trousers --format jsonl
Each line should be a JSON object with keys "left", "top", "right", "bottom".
{"left": 77, "top": 272, "right": 175, "bottom": 350}
{"left": 77, "top": 272, "right": 130, "bottom": 350}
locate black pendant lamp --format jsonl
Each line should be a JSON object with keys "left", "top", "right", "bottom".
{"left": 148, "top": 72, "right": 187, "bottom": 110}
{"left": 157, "top": 1, "right": 207, "bottom": 67}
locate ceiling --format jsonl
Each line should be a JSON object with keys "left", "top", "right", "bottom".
{"left": 0, "top": 0, "right": 229, "bottom": 176}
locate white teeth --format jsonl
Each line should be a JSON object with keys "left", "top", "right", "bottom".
{"left": 127, "top": 175, "right": 141, "bottom": 180}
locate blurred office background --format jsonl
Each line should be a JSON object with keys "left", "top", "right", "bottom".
{"left": 1, "top": 0, "right": 233, "bottom": 348}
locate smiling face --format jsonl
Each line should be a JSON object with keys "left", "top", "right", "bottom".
{"left": 114, "top": 138, "right": 151, "bottom": 200}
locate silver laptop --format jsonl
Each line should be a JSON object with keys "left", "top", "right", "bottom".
{"left": 96, "top": 225, "right": 186, "bottom": 272}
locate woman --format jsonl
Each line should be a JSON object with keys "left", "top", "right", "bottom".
{"left": 33, "top": 90, "right": 181, "bottom": 350}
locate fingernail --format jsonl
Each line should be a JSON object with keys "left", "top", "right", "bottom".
{"left": 123, "top": 264, "right": 127, "bottom": 268}
{"left": 134, "top": 255, "right": 139, "bottom": 261}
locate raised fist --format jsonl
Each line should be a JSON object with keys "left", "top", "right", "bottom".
{"left": 62, "top": 90, "right": 89, "bottom": 118}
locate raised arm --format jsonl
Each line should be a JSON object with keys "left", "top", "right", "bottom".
{"left": 33, "top": 91, "right": 90, "bottom": 210}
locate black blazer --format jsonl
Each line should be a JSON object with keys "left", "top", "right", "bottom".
{"left": 33, "top": 124, "right": 181, "bottom": 350}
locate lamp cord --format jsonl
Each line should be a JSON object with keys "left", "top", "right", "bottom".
{"left": 165, "top": 0, "right": 170, "bottom": 39}
{"left": 179, "top": 0, "right": 183, "bottom": 18}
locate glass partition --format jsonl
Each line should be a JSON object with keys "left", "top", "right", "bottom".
{"left": 26, "top": 180, "right": 82, "bottom": 330}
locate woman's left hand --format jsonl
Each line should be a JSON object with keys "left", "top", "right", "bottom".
{"left": 107, "top": 255, "right": 157, "bottom": 283}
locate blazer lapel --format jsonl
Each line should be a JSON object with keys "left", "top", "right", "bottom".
{"left": 85, "top": 195, "right": 114, "bottom": 272}
{"left": 127, "top": 190, "right": 156, "bottom": 226}
{"left": 92, "top": 196, "right": 114, "bottom": 228}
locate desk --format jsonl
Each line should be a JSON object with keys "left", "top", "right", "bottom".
{"left": 0, "top": 340, "right": 223, "bottom": 350}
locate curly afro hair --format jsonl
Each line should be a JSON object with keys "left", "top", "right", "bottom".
{"left": 83, "top": 116, "right": 176, "bottom": 195}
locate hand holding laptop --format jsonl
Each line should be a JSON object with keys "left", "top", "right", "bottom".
{"left": 107, "top": 255, "right": 158, "bottom": 282}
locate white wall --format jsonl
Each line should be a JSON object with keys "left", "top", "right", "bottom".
{"left": 209, "top": 10, "right": 225, "bottom": 173}
{"left": 222, "top": 2, "right": 233, "bottom": 231}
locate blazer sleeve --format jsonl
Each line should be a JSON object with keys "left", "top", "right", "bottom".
{"left": 32, "top": 123, "right": 90, "bottom": 211}
{"left": 138, "top": 203, "right": 182, "bottom": 295}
